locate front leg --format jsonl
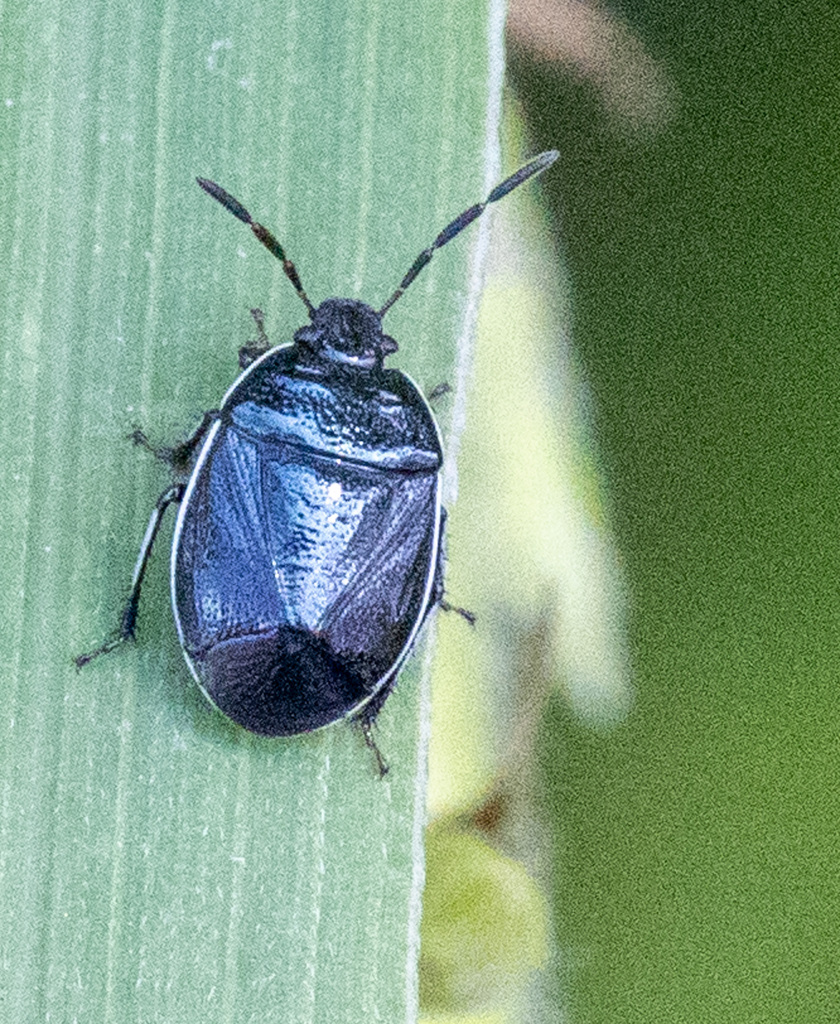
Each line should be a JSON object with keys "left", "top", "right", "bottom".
{"left": 238, "top": 307, "right": 272, "bottom": 368}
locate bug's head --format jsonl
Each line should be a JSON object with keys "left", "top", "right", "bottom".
{"left": 294, "top": 298, "right": 398, "bottom": 371}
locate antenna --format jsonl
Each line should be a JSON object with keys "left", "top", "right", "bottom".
{"left": 196, "top": 178, "right": 315, "bottom": 317}
{"left": 378, "top": 150, "right": 559, "bottom": 317}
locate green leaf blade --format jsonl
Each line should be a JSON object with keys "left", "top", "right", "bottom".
{"left": 0, "top": 0, "right": 504, "bottom": 1020}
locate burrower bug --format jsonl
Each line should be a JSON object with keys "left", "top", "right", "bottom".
{"left": 77, "top": 150, "right": 558, "bottom": 772}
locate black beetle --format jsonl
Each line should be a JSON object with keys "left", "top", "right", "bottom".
{"left": 77, "top": 150, "right": 558, "bottom": 771}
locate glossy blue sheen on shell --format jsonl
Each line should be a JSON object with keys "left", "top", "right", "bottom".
{"left": 170, "top": 308, "right": 443, "bottom": 736}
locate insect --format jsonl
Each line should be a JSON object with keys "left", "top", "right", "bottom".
{"left": 77, "top": 149, "right": 558, "bottom": 772}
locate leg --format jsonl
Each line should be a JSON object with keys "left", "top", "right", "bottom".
{"left": 439, "top": 598, "right": 476, "bottom": 627}
{"left": 433, "top": 507, "right": 476, "bottom": 626}
{"left": 426, "top": 381, "right": 451, "bottom": 404}
{"left": 358, "top": 711, "right": 390, "bottom": 778}
{"left": 238, "top": 307, "right": 272, "bottom": 368}
{"left": 130, "top": 410, "right": 218, "bottom": 474}
{"left": 75, "top": 484, "right": 184, "bottom": 668}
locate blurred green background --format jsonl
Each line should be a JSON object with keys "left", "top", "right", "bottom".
{"left": 0, "top": 2, "right": 495, "bottom": 1020}
{"left": 509, "top": 1, "right": 840, "bottom": 1020}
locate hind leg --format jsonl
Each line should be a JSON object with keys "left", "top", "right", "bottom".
{"left": 75, "top": 484, "right": 184, "bottom": 668}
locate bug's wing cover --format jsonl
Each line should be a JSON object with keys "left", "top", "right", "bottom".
{"left": 260, "top": 442, "right": 438, "bottom": 680}
{"left": 174, "top": 427, "right": 284, "bottom": 651}
{"left": 173, "top": 425, "right": 438, "bottom": 733}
